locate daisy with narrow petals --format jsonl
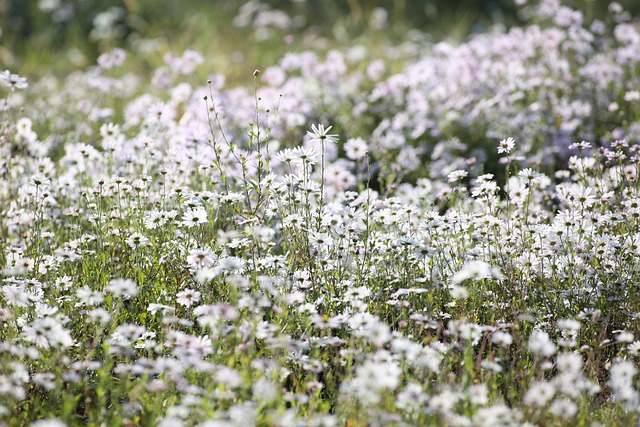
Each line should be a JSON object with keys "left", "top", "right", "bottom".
{"left": 307, "top": 124, "right": 338, "bottom": 145}
{"left": 497, "top": 137, "right": 515, "bottom": 154}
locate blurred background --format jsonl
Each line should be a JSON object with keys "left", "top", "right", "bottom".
{"left": 2, "top": 0, "right": 640, "bottom": 80}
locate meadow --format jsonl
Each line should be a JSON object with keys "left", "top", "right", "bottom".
{"left": 2, "top": 0, "right": 640, "bottom": 425}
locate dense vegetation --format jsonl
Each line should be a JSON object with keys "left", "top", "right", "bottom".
{"left": 2, "top": 0, "right": 640, "bottom": 425}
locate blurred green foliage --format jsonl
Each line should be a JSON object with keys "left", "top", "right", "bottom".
{"left": 1, "top": 0, "right": 513, "bottom": 54}
{"left": 1, "top": 0, "right": 639, "bottom": 77}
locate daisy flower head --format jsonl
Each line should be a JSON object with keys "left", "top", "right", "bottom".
{"left": 451, "top": 260, "right": 504, "bottom": 284}
{"left": 497, "top": 137, "right": 515, "bottom": 154}
{"left": 76, "top": 286, "right": 104, "bottom": 306}
{"left": 187, "top": 247, "right": 216, "bottom": 269}
{"left": 30, "top": 175, "right": 51, "bottom": 188}
{"left": 518, "top": 168, "right": 545, "bottom": 186}
{"left": 307, "top": 123, "right": 338, "bottom": 146}
{"left": 616, "top": 331, "right": 634, "bottom": 343}
{"left": 291, "top": 146, "right": 320, "bottom": 166}
{"left": 275, "top": 148, "right": 296, "bottom": 164}
{"left": 218, "top": 256, "right": 246, "bottom": 274}
{"left": 523, "top": 381, "right": 556, "bottom": 407}
{"left": 528, "top": 330, "right": 556, "bottom": 358}
{"left": 182, "top": 207, "right": 208, "bottom": 228}
{"left": 125, "top": 232, "right": 150, "bottom": 249}
{"left": 491, "top": 331, "right": 513, "bottom": 347}
{"left": 1, "top": 70, "right": 28, "bottom": 91}
{"left": 23, "top": 317, "right": 74, "bottom": 350}
{"left": 105, "top": 278, "right": 138, "bottom": 298}
{"left": 344, "top": 137, "right": 368, "bottom": 160}
{"left": 176, "top": 288, "right": 201, "bottom": 307}
{"left": 568, "top": 140, "right": 592, "bottom": 151}
{"left": 627, "top": 341, "right": 640, "bottom": 356}
{"left": 447, "top": 169, "right": 468, "bottom": 183}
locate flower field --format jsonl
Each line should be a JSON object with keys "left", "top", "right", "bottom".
{"left": 2, "top": 0, "right": 640, "bottom": 425}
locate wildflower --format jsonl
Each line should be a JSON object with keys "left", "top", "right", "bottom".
{"left": 455, "top": 322, "right": 484, "bottom": 345}
{"left": 344, "top": 137, "right": 368, "bottom": 160}
{"left": 125, "top": 232, "right": 150, "bottom": 249}
{"left": 429, "top": 388, "right": 461, "bottom": 414}
{"left": 157, "top": 417, "right": 186, "bottom": 427}
{"left": 148, "top": 303, "right": 176, "bottom": 315}
{"left": 450, "top": 285, "right": 469, "bottom": 300}
{"left": 468, "top": 383, "right": 489, "bottom": 405}
{"left": 549, "top": 398, "right": 578, "bottom": 420}
{"left": 344, "top": 286, "right": 372, "bottom": 301}
{"left": 308, "top": 231, "right": 333, "bottom": 249}
{"left": 144, "top": 210, "right": 170, "bottom": 229}
{"left": 195, "top": 268, "right": 223, "bottom": 283}
{"left": 182, "top": 208, "right": 208, "bottom": 227}
{"left": 297, "top": 303, "right": 317, "bottom": 315}
{"left": 32, "top": 373, "right": 57, "bottom": 391}
{"left": 104, "top": 278, "right": 138, "bottom": 298}
{"left": 215, "top": 367, "right": 243, "bottom": 388}
{"left": 22, "top": 317, "right": 74, "bottom": 350}
{"left": 471, "top": 180, "right": 500, "bottom": 198}
{"left": 0, "top": 70, "right": 28, "bottom": 90}
{"left": 480, "top": 360, "right": 503, "bottom": 373}
{"left": 97, "top": 48, "right": 127, "bottom": 70}
{"left": 87, "top": 308, "right": 111, "bottom": 325}
{"left": 9, "top": 256, "right": 36, "bottom": 273}
{"left": 55, "top": 248, "right": 80, "bottom": 262}
{"left": 227, "top": 403, "right": 258, "bottom": 426}
{"left": 109, "top": 324, "right": 147, "bottom": 350}
{"left": 627, "top": 341, "right": 640, "bottom": 356}
{"left": 451, "top": 260, "right": 504, "bottom": 284}
{"left": 30, "top": 175, "right": 51, "bottom": 188}
{"left": 624, "top": 90, "right": 640, "bottom": 102}
{"left": 252, "top": 377, "right": 278, "bottom": 402}
{"left": 363, "top": 321, "right": 391, "bottom": 347}
{"left": 523, "top": 381, "right": 555, "bottom": 407}
{"left": 1, "top": 284, "right": 32, "bottom": 307}
{"left": 497, "top": 137, "right": 515, "bottom": 154}
{"left": 176, "top": 288, "right": 201, "bottom": 308}
{"left": 30, "top": 419, "right": 67, "bottom": 427}
{"left": 291, "top": 146, "right": 320, "bottom": 166}
{"left": 518, "top": 168, "right": 545, "bottom": 186}
{"left": 473, "top": 404, "right": 515, "bottom": 426}
{"left": 187, "top": 248, "right": 216, "bottom": 269}
{"left": 528, "top": 330, "right": 556, "bottom": 357}
{"left": 568, "top": 141, "right": 592, "bottom": 151}
{"left": 569, "top": 187, "right": 596, "bottom": 208}
{"left": 343, "top": 354, "right": 402, "bottom": 405}
{"left": 610, "top": 360, "right": 637, "bottom": 387}
{"left": 169, "top": 49, "right": 204, "bottom": 75}
{"left": 306, "top": 124, "right": 338, "bottom": 145}
{"left": 556, "top": 352, "right": 583, "bottom": 375}
{"left": 220, "top": 192, "right": 244, "bottom": 204}
{"left": 75, "top": 286, "right": 104, "bottom": 306}
{"left": 447, "top": 169, "right": 468, "bottom": 183}
{"left": 491, "top": 331, "right": 513, "bottom": 347}
{"left": 218, "top": 257, "right": 246, "bottom": 274}
{"left": 557, "top": 318, "right": 581, "bottom": 332}
{"left": 616, "top": 331, "right": 635, "bottom": 343}
{"left": 275, "top": 148, "right": 297, "bottom": 164}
